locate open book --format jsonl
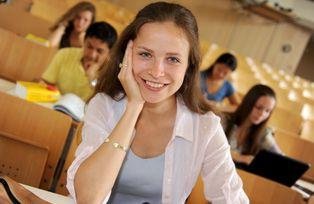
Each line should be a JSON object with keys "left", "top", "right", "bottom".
{"left": 53, "top": 93, "right": 85, "bottom": 122}
{"left": 15, "top": 81, "right": 85, "bottom": 121}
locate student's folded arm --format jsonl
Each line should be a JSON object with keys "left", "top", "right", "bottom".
{"left": 228, "top": 93, "right": 239, "bottom": 106}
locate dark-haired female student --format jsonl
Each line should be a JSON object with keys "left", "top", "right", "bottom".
{"left": 223, "top": 84, "right": 282, "bottom": 165}
{"left": 200, "top": 53, "right": 239, "bottom": 106}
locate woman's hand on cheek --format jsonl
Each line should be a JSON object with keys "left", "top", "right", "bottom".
{"left": 118, "top": 40, "right": 145, "bottom": 106}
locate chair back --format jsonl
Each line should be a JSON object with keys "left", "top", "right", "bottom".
{"left": 268, "top": 107, "right": 303, "bottom": 134}
{"left": 0, "top": 92, "right": 72, "bottom": 190}
{"left": 238, "top": 169, "right": 304, "bottom": 204}
{"left": 300, "top": 120, "right": 314, "bottom": 143}
{"left": 275, "top": 129, "right": 314, "bottom": 182}
{"left": 0, "top": 131, "right": 48, "bottom": 187}
{"left": 186, "top": 175, "right": 208, "bottom": 204}
{"left": 0, "top": 27, "right": 56, "bottom": 82}
{"left": 186, "top": 169, "right": 305, "bottom": 204}
{"left": 0, "top": 4, "right": 51, "bottom": 38}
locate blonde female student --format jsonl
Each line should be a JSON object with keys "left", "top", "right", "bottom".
{"left": 49, "top": 1, "right": 96, "bottom": 48}
{"left": 67, "top": 2, "right": 249, "bottom": 204}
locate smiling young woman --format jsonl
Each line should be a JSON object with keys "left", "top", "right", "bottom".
{"left": 66, "top": 2, "right": 249, "bottom": 204}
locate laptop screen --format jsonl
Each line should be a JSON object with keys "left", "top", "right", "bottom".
{"left": 247, "top": 149, "right": 310, "bottom": 187}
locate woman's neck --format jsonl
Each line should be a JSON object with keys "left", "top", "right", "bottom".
{"left": 140, "top": 96, "right": 177, "bottom": 122}
{"left": 207, "top": 75, "right": 223, "bottom": 83}
{"left": 70, "top": 31, "right": 85, "bottom": 47}
{"left": 71, "top": 29, "right": 81, "bottom": 35}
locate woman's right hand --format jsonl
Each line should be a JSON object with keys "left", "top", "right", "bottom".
{"left": 118, "top": 40, "right": 145, "bottom": 106}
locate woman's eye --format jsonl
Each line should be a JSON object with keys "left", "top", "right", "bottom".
{"left": 139, "top": 52, "right": 151, "bottom": 58}
{"left": 168, "top": 57, "right": 180, "bottom": 64}
{"left": 255, "top": 106, "right": 263, "bottom": 111}
{"left": 265, "top": 109, "right": 272, "bottom": 113}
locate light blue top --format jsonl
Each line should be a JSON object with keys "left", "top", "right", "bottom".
{"left": 108, "top": 149, "right": 165, "bottom": 204}
{"left": 200, "top": 72, "right": 235, "bottom": 102}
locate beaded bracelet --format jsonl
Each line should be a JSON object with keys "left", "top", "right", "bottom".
{"left": 104, "top": 138, "right": 128, "bottom": 152}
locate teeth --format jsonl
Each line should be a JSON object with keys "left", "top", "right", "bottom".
{"left": 145, "top": 80, "right": 164, "bottom": 88}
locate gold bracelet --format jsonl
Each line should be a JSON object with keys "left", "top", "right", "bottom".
{"left": 104, "top": 138, "right": 128, "bottom": 152}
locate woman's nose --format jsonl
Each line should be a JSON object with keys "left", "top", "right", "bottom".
{"left": 149, "top": 60, "right": 165, "bottom": 78}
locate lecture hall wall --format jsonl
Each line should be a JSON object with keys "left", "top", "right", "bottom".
{"left": 109, "top": 0, "right": 312, "bottom": 75}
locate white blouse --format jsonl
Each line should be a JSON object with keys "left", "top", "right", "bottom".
{"left": 67, "top": 93, "right": 249, "bottom": 204}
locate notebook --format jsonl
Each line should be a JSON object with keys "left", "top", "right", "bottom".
{"left": 53, "top": 93, "right": 85, "bottom": 121}
{"left": 247, "top": 150, "right": 310, "bottom": 187}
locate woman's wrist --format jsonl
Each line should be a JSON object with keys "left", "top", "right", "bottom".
{"left": 57, "top": 22, "right": 67, "bottom": 31}
{"left": 126, "top": 101, "right": 144, "bottom": 115}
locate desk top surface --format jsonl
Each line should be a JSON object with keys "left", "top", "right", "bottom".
{"left": 0, "top": 78, "right": 54, "bottom": 109}
{"left": 23, "top": 184, "right": 74, "bottom": 204}
{"left": 0, "top": 78, "right": 15, "bottom": 92}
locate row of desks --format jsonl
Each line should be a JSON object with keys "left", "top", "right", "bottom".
{"left": 0, "top": 77, "right": 78, "bottom": 200}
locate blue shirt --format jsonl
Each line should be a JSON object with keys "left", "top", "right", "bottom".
{"left": 108, "top": 149, "right": 165, "bottom": 204}
{"left": 200, "top": 72, "right": 235, "bottom": 102}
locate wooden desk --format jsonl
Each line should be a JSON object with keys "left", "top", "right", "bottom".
{"left": 0, "top": 78, "right": 54, "bottom": 109}
{"left": 23, "top": 184, "right": 74, "bottom": 204}
{"left": 0, "top": 79, "right": 79, "bottom": 191}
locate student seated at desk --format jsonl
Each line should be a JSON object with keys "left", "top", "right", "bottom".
{"left": 48, "top": 1, "right": 96, "bottom": 48}
{"left": 200, "top": 53, "right": 239, "bottom": 106}
{"left": 66, "top": 2, "right": 248, "bottom": 204}
{"left": 222, "top": 84, "right": 282, "bottom": 165}
{"left": 41, "top": 21, "right": 117, "bottom": 101}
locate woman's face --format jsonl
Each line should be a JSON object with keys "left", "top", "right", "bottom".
{"left": 249, "top": 96, "right": 276, "bottom": 125}
{"left": 73, "top": 10, "right": 93, "bottom": 33}
{"left": 132, "top": 21, "right": 190, "bottom": 104}
{"left": 211, "top": 63, "right": 232, "bottom": 80}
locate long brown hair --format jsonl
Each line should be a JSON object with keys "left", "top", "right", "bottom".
{"left": 50, "top": 1, "right": 96, "bottom": 31}
{"left": 225, "top": 84, "right": 276, "bottom": 154}
{"left": 95, "top": 2, "right": 211, "bottom": 114}
{"left": 50, "top": 1, "right": 96, "bottom": 48}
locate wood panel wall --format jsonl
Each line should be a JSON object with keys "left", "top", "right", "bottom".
{"left": 227, "top": 14, "right": 276, "bottom": 60}
{"left": 263, "top": 23, "right": 311, "bottom": 73}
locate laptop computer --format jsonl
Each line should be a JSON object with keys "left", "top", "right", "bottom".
{"left": 245, "top": 150, "right": 310, "bottom": 187}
